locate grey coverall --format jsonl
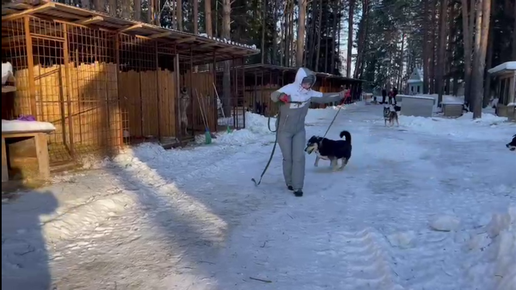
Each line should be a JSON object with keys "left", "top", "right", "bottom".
{"left": 270, "top": 68, "right": 343, "bottom": 191}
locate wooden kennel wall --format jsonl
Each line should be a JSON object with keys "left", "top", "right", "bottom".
{"left": 2, "top": 2, "right": 258, "bottom": 166}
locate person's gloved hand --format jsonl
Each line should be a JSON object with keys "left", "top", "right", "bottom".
{"left": 279, "top": 93, "right": 290, "bottom": 103}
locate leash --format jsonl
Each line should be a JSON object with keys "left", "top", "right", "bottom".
{"left": 252, "top": 105, "right": 282, "bottom": 186}
{"left": 322, "top": 103, "right": 344, "bottom": 138}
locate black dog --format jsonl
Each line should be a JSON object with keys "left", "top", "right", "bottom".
{"left": 305, "top": 131, "right": 352, "bottom": 171}
{"left": 507, "top": 135, "right": 516, "bottom": 151}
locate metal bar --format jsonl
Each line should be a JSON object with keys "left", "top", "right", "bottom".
{"left": 175, "top": 51, "right": 181, "bottom": 138}
{"left": 155, "top": 40, "right": 161, "bottom": 141}
{"left": 62, "top": 23, "right": 75, "bottom": 158}
{"left": 24, "top": 16, "right": 38, "bottom": 118}
{"left": 115, "top": 33, "right": 123, "bottom": 147}
{"left": 189, "top": 46, "right": 194, "bottom": 136}
{"left": 241, "top": 57, "right": 245, "bottom": 128}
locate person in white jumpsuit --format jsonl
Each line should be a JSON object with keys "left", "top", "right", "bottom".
{"left": 270, "top": 67, "right": 346, "bottom": 197}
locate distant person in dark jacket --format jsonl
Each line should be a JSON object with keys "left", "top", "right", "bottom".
{"left": 390, "top": 87, "right": 398, "bottom": 105}
{"left": 381, "top": 88, "right": 387, "bottom": 104}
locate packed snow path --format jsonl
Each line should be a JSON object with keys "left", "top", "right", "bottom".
{"left": 2, "top": 103, "right": 515, "bottom": 290}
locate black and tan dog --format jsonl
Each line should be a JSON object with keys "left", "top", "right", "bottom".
{"left": 507, "top": 135, "right": 516, "bottom": 151}
{"left": 383, "top": 106, "right": 399, "bottom": 127}
{"left": 305, "top": 131, "right": 352, "bottom": 171}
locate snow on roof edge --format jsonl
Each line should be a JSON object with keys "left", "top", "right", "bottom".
{"left": 487, "top": 61, "right": 516, "bottom": 74}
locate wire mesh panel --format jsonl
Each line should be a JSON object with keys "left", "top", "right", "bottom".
{"left": 67, "top": 24, "right": 121, "bottom": 158}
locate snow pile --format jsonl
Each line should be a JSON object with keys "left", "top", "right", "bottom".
{"left": 463, "top": 207, "right": 516, "bottom": 290}
{"left": 2, "top": 119, "right": 56, "bottom": 133}
{"left": 400, "top": 112, "right": 513, "bottom": 141}
{"left": 429, "top": 215, "right": 461, "bottom": 232}
{"left": 214, "top": 112, "right": 276, "bottom": 146}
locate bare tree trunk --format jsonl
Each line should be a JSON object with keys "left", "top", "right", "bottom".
{"left": 513, "top": 1, "right": 516, "bottom": 59}
{"left": 483, "top": 1, "right": 494, "bottom": 107}
{"left": 446, "top": 3, "right": 455, "bottom": 94}
{"left": 193, "top": 0, "right": 199, "bottom": 33}
{"left": 82, "top": 0, "right": 91, "bottom": 9}
{"left": 134, "top": 0, "right": 141, "bottom": 21}
{"left": 422, "top": 0, "right": 430, "bottom": 93}
{"left": 272, "top": 0, "right": 279, "bottom": 64}
{"left": 437, "top": 0, "right": 448, "bottom": 106}
{"left": 108, "top": 0, "right": 116, "bottom": 16}
{"left": 177, "top": 0, "right": 183, "bottom": 30}
{"left": 331, "top": 0, "right": 339, "bottom": 74}
{"left": 205, "top": 0, "right": 213, "bottom": 36}
{"left": 472, "top": 0, "right": 491, "bottom": 118}
{"left": 289, "top": 3, "right": 295, "bottom": 66}
{"left": 315, "top": 0, "right": 323, "bottom": 71}
{"left": 94, "top": 0, "right": 104, "bottom": 12}
{"left": 347, "top": 0, "right": 355, "bottom": 77}
{"left": 399, "top": 32, "right": 405, "bottom": 90}
{"left": 261, "top": 0, "right": 266, "bottom": 63}
{"left": 354, "top": 0, "right": 368, "bottom": 78}
{"left": 296, "top": 0, "right": 308, "bottom": 67}
{"left": 222, "top": 0, "right": 232, "bottom": 117}
{"left": 461, "top": 0, "right": 472, "bottom": 104}
{"left": 429, "top": 0, "right": 437, "bottom": 93}
{"left": 337, "top": 6, "right": 341, "bottom": 72}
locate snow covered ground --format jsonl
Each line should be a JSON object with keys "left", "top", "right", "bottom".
{"left": 2, "top": 103, "right": 515, "bottom": 290}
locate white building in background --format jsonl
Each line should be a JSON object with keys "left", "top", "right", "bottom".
{"left": 407, "top": 68, "right": 423, "bottom": 95}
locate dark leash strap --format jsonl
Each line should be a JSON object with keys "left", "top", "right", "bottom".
{"left": 322, "top": 103, "right": 344, "bottom": 138}
{"left": 252, "top": 109, "right": 281, "bottom": 187}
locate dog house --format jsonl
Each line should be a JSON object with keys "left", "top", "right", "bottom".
{"left": 398, "top": 95, "right": 435, "bottom": 117}
{"left": 488, "top": 61, "right": 516, "bottom": 121}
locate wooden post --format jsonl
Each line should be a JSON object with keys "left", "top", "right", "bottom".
{"left": 156, "top": 41, "right": 161, "bottom": 141}
{"left": 241, "top": 58, "right": 245, "bottom": 128}
{"left": 1, "top": 137, "right": 8, "bottom": 182}
{"left": 174, "top": 51, "right": 181, "bottom": 138}
{"left": 62, "top": 23, "right": 75, "bottom": 158}
{"left": 115, "top": 34, "right": 123, "bottom": 147}
{"left": 35, "top": 133, "right": 50, "bottom": 180}
{"left": 189, "top": 46, "right": 194, "bottom": 135}
{"left": 24, "top": 16, "right": 37, "bottom": 117}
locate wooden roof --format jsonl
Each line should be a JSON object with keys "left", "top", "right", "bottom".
{"left": 242, "top": 64, "right": 363, "bottom": 83}
{"left": 2, "top": 1, "right": 260, "bottom": 65}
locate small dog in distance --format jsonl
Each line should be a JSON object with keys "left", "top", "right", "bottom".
{"left": 383, "top": 106, "right": 399, "bottom": 127}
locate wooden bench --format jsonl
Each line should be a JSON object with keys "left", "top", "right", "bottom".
{"left": 2, "top": 131, "right": 52, "bottom": 183}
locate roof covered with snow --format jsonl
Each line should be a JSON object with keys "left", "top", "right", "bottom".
{"left": 487, "top": 61, "right": 516, "bottom": 75}
{"left": 2, "top": 2, "right": 260, "bottom": 65}
{"left": 241, "top": 64, "right": 363, "bottom": 83}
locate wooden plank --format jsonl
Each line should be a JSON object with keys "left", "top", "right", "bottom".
{"left": 175, "top": 36, "right": 196, "bottom": 44}
{"left": 34, "top": 133, "right": 50, "bottom": 180}
{"left": 149, "top": 31, "right": 171, "bottom": 39}
{"left": 1, "top": 2, "right": 56, "bottom": 21}
{"left": 1, "top": 137, "right": 8, "bottom": 182}
{"left": 118, "top": 24, "right": 143, "bottom": 33}
{"left": 2, "top": 86, "right": 16, "bottom": 93}
{"left": 75, "top": 16, "right": 103, "bottom": 25}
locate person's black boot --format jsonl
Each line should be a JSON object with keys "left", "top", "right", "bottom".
{"left": 287, "top": 185, "right": 294, "bottom": 191}
{"left": 293, "top": 190, "right": 303, "bottom": 197}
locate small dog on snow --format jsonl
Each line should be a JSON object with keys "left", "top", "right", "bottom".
{"left": 305, "top": 131, "right": 352, "bottom": 171}
{"left": 383, "top": 105, "right": 399, "bottom": 127}
{"left": 507, "top": 135, "right": 516, "bottom": 151}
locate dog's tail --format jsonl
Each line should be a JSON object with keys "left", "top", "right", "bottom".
{"left": 339, "top": 130, "right": 352, "bottom": 143}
